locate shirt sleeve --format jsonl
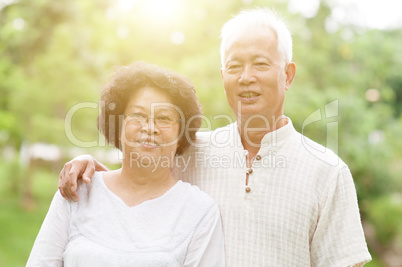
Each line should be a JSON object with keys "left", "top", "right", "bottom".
{"left": 310, "top": 166, "right": 372, "bottom": 266}
{"left": 183, "top": 203, "right": 225, "bottom": 267}
{"left": 26, "top": 191, "right": 70, "bottom": 267}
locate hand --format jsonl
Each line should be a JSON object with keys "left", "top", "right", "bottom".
{"left": 58, "top": 155, "right": 107, "bottom": 201}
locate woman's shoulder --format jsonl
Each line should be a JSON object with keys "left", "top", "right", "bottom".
{"left": 77, "top": 170, "right": 103, "bottom": 188}
{"left": 73, "top": 171, "right": 105, "bottom": 203}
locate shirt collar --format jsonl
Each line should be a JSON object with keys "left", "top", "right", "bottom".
{"left": 260, "top": 117, "right": 296, "bottom": 146}
{"left": 232, "top": 116, "right": 296, "bottom": 150}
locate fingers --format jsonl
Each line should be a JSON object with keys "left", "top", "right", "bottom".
{"left": 58, "top": 165, "right": 68, "bottom": 199}
{"left": 58, "top": 155, "right": 97, "bottom": 202}
{"left": 95, "top": 160, "right": 109, "bottom": 172}
{"left": 67, "top": 161, "right": 86, "bottom": 201}
{"left": 82, "top": 163, "right": 95, "bottom": 184}
{"left": 59, "top": 162, "right": 76, "bottom": 201}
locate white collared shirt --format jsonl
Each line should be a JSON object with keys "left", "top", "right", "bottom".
{"left": 174, "top": 118, "right": 371, "bottom": 266}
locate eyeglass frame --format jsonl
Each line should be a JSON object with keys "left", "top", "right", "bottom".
{"left": 123, "top": 112, "right": 181, "bottom": 128}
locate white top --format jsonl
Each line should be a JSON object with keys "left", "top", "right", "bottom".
{"left": 173, "top": 118, "right": 371, "bottom": 266}
{"left": 27, "top": 172, "right": 225, "bottom": 267}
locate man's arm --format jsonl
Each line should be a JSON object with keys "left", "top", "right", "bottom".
{"left": 310, "top": 166, "right": 371, "bottom": 266}
{"left": 58, "top": 155, "right": 108, "bottom": 201}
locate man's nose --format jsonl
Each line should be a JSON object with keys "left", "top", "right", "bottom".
{"left": 238, "top": 65, "right": 256, "bottom": 84}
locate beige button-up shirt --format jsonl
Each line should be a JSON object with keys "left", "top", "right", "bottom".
{"left": 174, "top": 118, "right": 371, "bottom": 266}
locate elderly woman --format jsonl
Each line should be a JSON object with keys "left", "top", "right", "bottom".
{"left": 27, "top": 62, "right": 225, "bottom": 266}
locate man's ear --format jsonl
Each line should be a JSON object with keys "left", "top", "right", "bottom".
{"left": 220, "top": 68, "right": 228, "bottom": 97}
{"left": 285, "top": 62, "right": 296, "bottom": 90}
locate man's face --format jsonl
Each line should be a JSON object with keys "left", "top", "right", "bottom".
{"left": 221, "top": 28, "right": 294, "bottom": 124}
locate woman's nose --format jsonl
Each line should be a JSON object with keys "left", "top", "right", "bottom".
{"left": 141, "top": 117, "right": 158, "bottom": 133}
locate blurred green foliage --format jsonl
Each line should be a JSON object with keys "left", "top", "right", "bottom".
{"left": 0, "top": 0, "right": 401, "bottom": 266}
{"left": 0, "top": 161, "right": 57, "bottom": 267}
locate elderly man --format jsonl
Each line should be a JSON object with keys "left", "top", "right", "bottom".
{"left": 59, "top": 7, "right": 371, "bottom": 266}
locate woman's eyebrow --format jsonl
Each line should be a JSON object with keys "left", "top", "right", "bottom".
{"left": 126, "top": 105, "right": 145, "bottom": 109}
{"left": 154, "top": 107, "right": 176, "bottom": 112}
{"left": 125, "top": 105, "right": 176, "bottom": 115}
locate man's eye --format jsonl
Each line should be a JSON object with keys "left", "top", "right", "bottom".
{"left": 227, "top": 64, "right": 241, "bottom": 73}
{"left": 229, "top": 65, "right": 241, "bottom": 69}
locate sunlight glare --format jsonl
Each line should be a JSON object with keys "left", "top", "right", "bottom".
{"left": 141, "top": 0, "right": 180, "bottom": 22}
{"left": 13, "top": 18, "right": 25, "bottom": 30}
{"left": 117, "top": 0, "right": 138, "bottom": 11}
{"left": 117, "top": 26, "right": 130, "bottom": 40}
{"left": 170, "top": 31, "right": 185, "bottom": 45}
{"left": 114, "top": 0, "right": 183, "bottom": 26}
{"left": 290, "top": 0, "right": 402, "bottom": 30}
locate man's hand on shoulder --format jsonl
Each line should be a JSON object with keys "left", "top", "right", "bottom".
{"left": 58, "top": 155, "right": 108, "bottom": 201}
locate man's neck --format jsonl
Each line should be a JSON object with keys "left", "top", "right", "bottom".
{"left": 237, "top": 114, "right": 288, "bottom": 163}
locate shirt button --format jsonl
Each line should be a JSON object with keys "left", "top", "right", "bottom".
{"left": 247, "top": 168, "right": 253, "bottom": 174}
{"left": 245, "top": 186, "right": 251, "bottom": 193}
{"left": 256, "top": 155, "right": 262, "bottom": 160}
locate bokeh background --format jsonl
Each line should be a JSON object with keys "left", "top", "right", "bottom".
{"left": 0, "top": 0, "right": 401, "bottom": 266}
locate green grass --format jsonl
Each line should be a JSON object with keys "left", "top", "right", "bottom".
{"left": 0, "top": 165, "right": 58, "bottom": 267}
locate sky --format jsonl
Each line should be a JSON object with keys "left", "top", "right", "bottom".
{"left": 2, "top": 0, "right": 401, "bottom": 31}
{"left": 113, "top": 0, "right": 402, "bottom": 31}
{"left": 288, "top": 0, "right": 402, "bottom": 30}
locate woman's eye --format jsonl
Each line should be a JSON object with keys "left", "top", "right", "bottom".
{"left": 156, "top": 116, "right": 172, "bottom": 122}
{"left": 132, "top": 113, "right": 147, "bottom": 119}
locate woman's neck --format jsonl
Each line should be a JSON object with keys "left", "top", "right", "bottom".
{"left": 103, "top": 163, "right": 177, "bottom": 207}
{"left": 123, "top": 161, "right": 173, "bottom": 183}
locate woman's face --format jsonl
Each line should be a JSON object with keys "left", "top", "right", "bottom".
{"left": 120, "top": 86, "right": 181, "bottom": 168}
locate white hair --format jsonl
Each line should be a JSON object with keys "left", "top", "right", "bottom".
{"left": 220, "top": 7, "right": 293, "bottom": 67}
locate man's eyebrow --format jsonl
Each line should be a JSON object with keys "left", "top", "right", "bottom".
{"left": 226, "top": 57, "right": 239, "bottom": 61}
{"left": 252, "top": 55, "right": 272, "bottom": 61}
{"left": 226, "top": 55, "right": 272, "bottom": 62}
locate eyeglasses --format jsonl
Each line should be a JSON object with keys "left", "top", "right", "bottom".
{"left": 123, "top": 113, "right": 181, "bottom": 128}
